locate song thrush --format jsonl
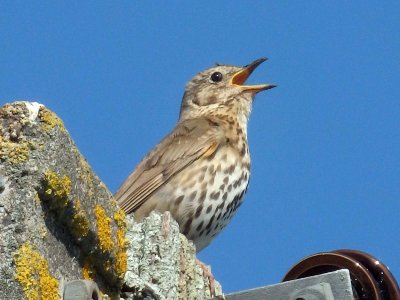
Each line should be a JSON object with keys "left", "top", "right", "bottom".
{"left": 115, "top": 58, "right": 275, "bottom": 252}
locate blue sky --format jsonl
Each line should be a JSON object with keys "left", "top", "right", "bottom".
{"left": 1, "top": 1, "right": 399, "bottom": 293}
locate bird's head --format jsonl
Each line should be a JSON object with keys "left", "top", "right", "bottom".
{"left": 179, "top": 58, "right": 276, "bottom": 121}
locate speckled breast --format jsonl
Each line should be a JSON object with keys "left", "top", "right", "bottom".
{"left": 165, "top": 144, "right": 251, "bottom": 252}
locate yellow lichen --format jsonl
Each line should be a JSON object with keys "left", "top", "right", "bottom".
{"left": 0, "top": 138, "right": 30, "bottom": 164}
{"left": 94, "top": 204, "right": 113, "bottom": 252}
{"left": 82, "top": 258, "right": 96, "bottom": 280}
{"left": 42, "top": 171, "right": 71, "bottom": 209}
{"left": 38, "top": 107, "right": 64, "bottom": 132}
{"left": 0, "top": 103, "right": 34, "bottom": 164}
{"left": 114, "top": 209, "right": 126, "bottom": 229}
{"left": 14, "top": 243, "right": 60, "bottom": 300}
{"left": 115, "top": 248, "right": 127, "bottom": 280}
{"left": 70, "top": 199, "right": 90, "bottom": 237}
{"left": 114, "top": 209, "right": 127, "bottom": 278}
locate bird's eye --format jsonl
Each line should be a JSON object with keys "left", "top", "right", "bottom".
{"left": 210, "top": 72, "right": 223, "bottom": 83}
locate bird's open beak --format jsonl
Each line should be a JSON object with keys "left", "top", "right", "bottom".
{"left": 230, "top": 58, "right": 276, "bottom": 93}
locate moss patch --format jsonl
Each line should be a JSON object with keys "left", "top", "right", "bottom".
{"left": 14, "top": 243, "right": 60, "bottom": 300}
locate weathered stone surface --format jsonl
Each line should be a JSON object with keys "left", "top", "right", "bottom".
{"left": 123, "top": 212, "right": 222, "bottom": 300}
{"left": 0, "top": 101, "right": 222, "bottom": 300}
{"left": 0, "top": 101, "right": 126, "bottom": 299}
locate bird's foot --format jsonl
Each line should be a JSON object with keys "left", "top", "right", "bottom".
{"left": 196, "top": 258, "right": 216, "bottom": 297}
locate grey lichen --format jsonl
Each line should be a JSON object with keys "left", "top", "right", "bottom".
{"left": 123, "top": 212, "right": 222, "bottom": 300}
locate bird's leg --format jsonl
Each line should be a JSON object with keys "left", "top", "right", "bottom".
{"left": 196, "top": 258, "right": 216, "bottom": 297}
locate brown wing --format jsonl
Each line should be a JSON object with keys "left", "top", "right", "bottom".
{"left": 114, "top": 117, "right": 225, "bottom": 214}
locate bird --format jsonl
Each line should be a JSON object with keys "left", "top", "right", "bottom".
{"left": 115, "top": 58, "right": 276, "bottom": 252}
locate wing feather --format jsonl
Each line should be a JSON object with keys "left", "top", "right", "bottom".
{"left": 115, "top": 118, "right": 224, "bottom": 214}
